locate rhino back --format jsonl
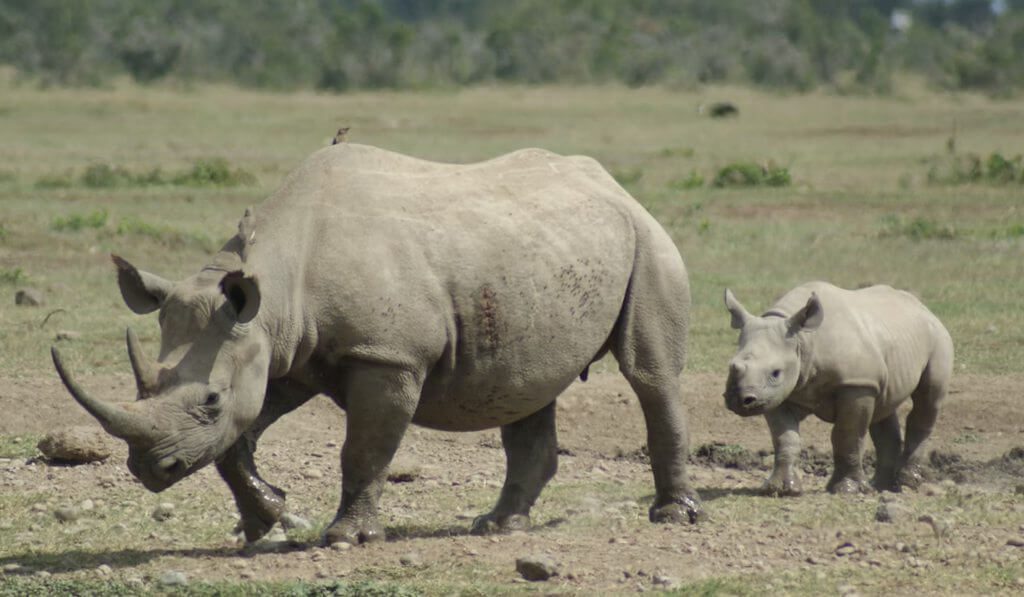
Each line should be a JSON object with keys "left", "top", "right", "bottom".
{"left": 773, "top": 282, "right": 949, "bottom": 409}
{"left": 248, "top": 145, "right": 645, "bottom": 430}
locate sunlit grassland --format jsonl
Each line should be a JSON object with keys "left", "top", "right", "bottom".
{"left": 1, "top": 78, "right": 1021, "bottom": 381}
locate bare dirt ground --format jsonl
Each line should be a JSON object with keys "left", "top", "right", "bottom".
{"left": 2, "top": 370, "right": 1023, "bottom": 594}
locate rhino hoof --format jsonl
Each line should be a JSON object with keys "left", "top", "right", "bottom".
{"left": 827, "top": 477, "right": 871, "bottom": 495}
{"left": 323, "top": 520, "right": 385, "bottom": 546}
{"left": 649, "top": 495, "right": 703, "bottom": 525}
{"left": 761, "top": 478, "right": 802, "bottom": 497}
{"left": 470, "top": 513, "right": 531, "bottom": 535}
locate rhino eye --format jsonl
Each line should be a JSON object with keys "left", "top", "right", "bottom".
{"left": 204, "top": 392, "right": 221, "bottom": 407}
{"left": 770, "top": 369, "right": 781, "bottom": 380}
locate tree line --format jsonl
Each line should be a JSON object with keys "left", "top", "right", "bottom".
{"left": 1, "top": 0, "right": 1021, "bottom": 94}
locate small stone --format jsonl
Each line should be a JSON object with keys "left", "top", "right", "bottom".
{"left": 1015, "top": 485, "right": 1024, "bottom": 496}
{"left": 14, "top": 288, "right": 43, "bottom": 306}
{"left": 96, "top": 564, "right": 112, "bottom": 576}
{"left": 652, "top": 574, "right": 676, "bottom": 588}
{"left": 875, "top": 500, "right": 912, "bottom": 523}
{"left": 55, "top": 330, "right": 81, "bottom": 342}
{"left": 387, "top": 456, "right": 422, "bottom": 483}
{"left": 80, "top": 499, "right": 95, "bottom": 512}
{"left": 280, "top": 512, "right": 312, "bottom": 531}
{"left": 34, "top": 571, "right": 50, "bottom": 579}
{"left": 2, "top": 563, "right": 23, "bottom": 574}
{"left": 330, "top": 541, "right": 352, "bottom": 552}
{"left": 54, "top": 506, "right": 80, "bottom": 523}
{"left": 399, "top": 552, "right": 422, "bottom": 567}
{"left": 152, "top": 503, "right": 175, "bottom": 521}
{"left": 37, "top": 426, "right": 113, "bottom": 464}
{"left": 159, "top": 570, "right": 188, "bottom": 586}
{"left": 516, "top": 555, "right": 560, "bottom": 581}
{"left": 1007, "top": 537, "right": 1024, "bottom": 548}
{"left": 835, "top": 542, "right": 857, "bottom": 557}
{"left": 125, "top": 575, "right": 144, "bottom": 586}
{"left": 240, "top": 570, "right": 255, "bottom": 579}
{"left": 918, "top": 483, "right": 945, "bottom": 497}
{"left": 806, "top": 556, "right": 823, "bottom": 565}
{"left": 302, "top": 468, "right": 323, "bottom": 480}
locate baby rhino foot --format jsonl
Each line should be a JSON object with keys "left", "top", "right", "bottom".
{"left": 649, "top": 494, "right": 703, "bottom": 524}
{"left": 470, "top": 512, "right": 531, "bottom": 535}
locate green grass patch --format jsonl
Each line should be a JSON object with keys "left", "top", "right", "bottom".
{"left": 712, "top": 162, "right": 790, "bottom": 188}
{"left": 668, "top": 171, "right": 705, "bottom": 190}
{"left": 878, "top": 214, "right": 958, "bottom": 241}
{"left": 51, "top": 209, "right": 108, "bottom": 232}
{"left": 0, "top": 434, "right": 42, "bottom": 459}
{"left": 115, "top": 217, "right": 216, "bottom": 253}
{"left": 35, "top": 160, "right": 255, "bottom": 191}
{"left": 927, "top": 151, "right": 1024, "bottom": 186}
{"left": 172, "top": 159, "right": 256, "bottom": 188}
{"left": 0, "top": 267, "right": 25, "bottom": 285}
{"left": 34, "top": 172, "right": 74, "bottom": 189}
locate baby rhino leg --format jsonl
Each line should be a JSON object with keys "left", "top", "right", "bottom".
{"left": 763, "top": 403, "right": 806, "bottom": 496}
{"left": 827, "top": 388, "right": 875, "bottom": 494}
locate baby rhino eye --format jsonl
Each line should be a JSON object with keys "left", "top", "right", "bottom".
{"left": 204, "top": 392, "right": 221, "bottom": 407}
{"left": 771, "top": 369, "right": 782, "bottom": 380}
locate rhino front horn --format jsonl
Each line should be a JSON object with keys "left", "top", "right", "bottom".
{"left": 126, "top": 327, "right": 159, "bottom": 398}
{"left": 51, "top": 346, "right": 155, "bottom": 444}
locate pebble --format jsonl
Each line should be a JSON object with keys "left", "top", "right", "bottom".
{"left": 516, "top": 555, "right": 559, "bottom": 581}
{"left": 55, "top": 330, "right": 82, "bottom": 341}
{"left": 2, "top": 563, "right": 23, "bottom": 574}
{"left": 14, "top": 288, "right": 43, "bottom": 306}
{"left": 387, "top": 456, "right": 422, "bottom": 483}
{"left": 302, "top": 468, "right": 324, "bottom": 480}
{"left": 80, "top": 499, "right": 94, "bottom": 511}
{"left": 652, "top": 574, "right": 677, "bottom": 588}
{"left": 280, "top": 512, "right": 312, "bottom": 531}
{"left": 96, "top": 564, "right": 112, "bottom": 576}
{"left": 1007, "top": 537, "right": 1024, "bottom": 548}
{"left": 330, "top": 541, "right": 352, "bottom": 552}
{"left": 54, "top": 506, "right": 80, "bottom": 523}
{"left": 152, "top": 503, "right": 175, "bottom": 521}
{"left": 34, "top": 571, "right": 50, "bottom": 579}
{"left": 875, "top": 500, "right": 912, "bottom": 523}
{"left": 918, "top": 483, "right": 945, "bottom": 497}
{"left": 37, "top": 426, "right": 112, "bottom": 464}
{"left": 399, "top": 552, "right": 422, "bottom": 567}
{"left": 835, "top": 543, "right": 857, "bottom": 557}
{"left": 159, "top": 570, "right": 188, "bottom": 586}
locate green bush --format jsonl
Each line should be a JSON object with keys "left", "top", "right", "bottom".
{"left": 51, "top": 209, "right": 108, "bottom": 232}
{"left": 173, "top": 159, "right": 256, "bottom": 187}
{"left": 879, "top": 215, "right": 958, "bottom": 241}
{"left": 669, "top": 171, "right": 705, "bottom": 190}
{"left": 0, "top": 267, "right": 26, "bottom": 284}
{"left": 928, "top": 151, "right": 1022, "bottom": 186}
{"left": 712, "top": 162, "right": 791, "bottom": 188}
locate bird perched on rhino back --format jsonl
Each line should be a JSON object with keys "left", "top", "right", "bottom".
{"left": 331, "top": 127, "right": 350, "bottom": 145}
{"left": 51, "top": 142, "right": 702, "bottom": 547}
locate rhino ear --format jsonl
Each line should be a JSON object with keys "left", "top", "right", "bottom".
{"left": 724, "top": 288, "right": 752, "bottom": 330}
{"left": 220, "top": 271, "right": 261, "bottom": 324}
{"left": 112, "top": 255, "right": 172, "bottom": 314}
{"left": 787, "top": 292, "right": 823, "bottom": 333}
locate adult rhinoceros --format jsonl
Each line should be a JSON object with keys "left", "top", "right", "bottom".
{"left": 52, "top": 143, "right": 700, "bottom": 545}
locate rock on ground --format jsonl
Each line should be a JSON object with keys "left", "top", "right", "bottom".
{"left": 14, "top": 288, "right": 43, "bottom": 306}
{"left": 516, "top": 555, "right": 560, "bottom": 581}
{"left": 37, "top": 426, "right": 113, "bottom": 464}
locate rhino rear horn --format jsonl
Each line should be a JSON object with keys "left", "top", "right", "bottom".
{"left": 126, "top": 327, "right": 159, "bottom": 398}
{"left": 51, "top": 346, "right": 156, "bottom": 444}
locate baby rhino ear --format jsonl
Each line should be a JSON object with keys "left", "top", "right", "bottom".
{"left": 787, "top": 292, "right": 824, "bottom": 333}
{"left": 724, "top": 288, "right": 753, "bottom": 330}
{"left": 112, "top": 255, "right": 172, "bottom": 314}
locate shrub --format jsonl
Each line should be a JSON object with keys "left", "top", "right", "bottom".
{"left": 51, "top": 209, "right": 108, "bottom": 232}
{"left": 173, "top": 159, "right": 256, "bottom": 187}
{"left": 0, "top": 267, "right": 26, "bottom": 284}
{"left": 81, "top": 163, "right": 132, "bottom": 188}
{"left": 668, "top": 171, "right": 705, "bottom": 190}
{"left": 712, "top": 162, "right": 791, "bottom": 188}
{"left": 34, "top": 173, "right": 74, "bottom": 189}
{"left": 928, "top": 151, "right": 1022, "bottom": 186}
{"left": 879, "top": 215, "right": 958, "bottom": 241}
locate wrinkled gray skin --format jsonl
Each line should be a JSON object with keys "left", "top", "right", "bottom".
{"left": 722, "top": 282, "right": 953, "bottom": 496}
{"left": 52, "top": 144, "right": 700, "bottom": 545}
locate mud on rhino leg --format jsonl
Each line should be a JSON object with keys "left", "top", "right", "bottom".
{"left": 826, "top": 388, "right": 874, "bottom": 494}
{"left": 869, "top": 413, "right": 903, "bottom": 492}
{"left": 217, "top": 381, "right": 315, "bottom": 542}
{"left": 323, "top": 366, "right": 420, "bottom": 546}
{"left": 472, "top": 401, "right": 558, "bottom": 535}
{"left": 763, "top": 404, "right": 807, "bottom": 496}
{"left": 899, "top": 364, "right": 948, "bottom": 489}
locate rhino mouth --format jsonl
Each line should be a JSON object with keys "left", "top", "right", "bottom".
{"left": 722, "top": 389, "right": 768, "bottom": 417}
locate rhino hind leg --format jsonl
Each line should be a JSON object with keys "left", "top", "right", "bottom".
{"left": 471, "top": 401, "right": 558, "bottom": 535}
{"left": 323, "top": 366, "right": 420, "bottom": 546}
{"left": 218, "top": 381, "right": 316, "bottom": 542}
{"left": 610, "top": 241, "right": 701, "bottom": 523}
{"left": 899, "top": 360, "right": 950, "bottom": 489}
{"left": 869, "top": 413, "right": 903, "bottom": 492}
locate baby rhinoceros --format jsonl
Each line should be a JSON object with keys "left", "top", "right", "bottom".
{"left": 722, "top": 282, "right": 953, "bottom": 495}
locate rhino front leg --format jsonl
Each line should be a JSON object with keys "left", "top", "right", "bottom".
{"left": 472, "top": 401, "right": 557, "bottom": 534}
{"left": 826, "top": 388, "right": 875, "bottom": 494}
{"left": 323, "top": 366, "right": 420, "bottom": 546}
{"left": 217, "top": 380, "right": 315, "bottom": 542}
{"left": 762, "top": 403, "right": 806, "bottom": 496}
{"left": 869, "top": 413, "right": 903, "bottom": 492}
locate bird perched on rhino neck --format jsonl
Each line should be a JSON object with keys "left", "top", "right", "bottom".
{"left": 332, "top": 127, "right": 350, "bottom": 145}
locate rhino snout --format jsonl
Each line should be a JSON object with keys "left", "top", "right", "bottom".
{"left": 723, "top": 389, "right": 765, "bottom": 417}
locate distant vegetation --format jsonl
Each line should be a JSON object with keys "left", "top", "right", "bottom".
{"left": 1, "top": 0, "right": 1022, "bottom": 95}
{"left": 35, "top": 160, "right": 255, "bottom": 190}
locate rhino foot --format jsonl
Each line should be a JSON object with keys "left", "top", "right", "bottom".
{"left": 470, "top": 512, "right": 531, "bottom": 535}
{"left": 826, "top": 476, "right": 872, "bottom": 495}
{"left": 760, "top": 476, "right": 802, "bottom": 497}
{"left": 896, "top": 466, "right": 927, "bottom": 491}
{"left": 323, "top": 517, "right": 385, "bottom": 546}
{"left": 649, "top": 495, "right": 703, "bottom": 525}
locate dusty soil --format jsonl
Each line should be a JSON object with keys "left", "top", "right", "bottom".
{"left": 1, "top": 371, "right": 1023, "bottom": 593}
